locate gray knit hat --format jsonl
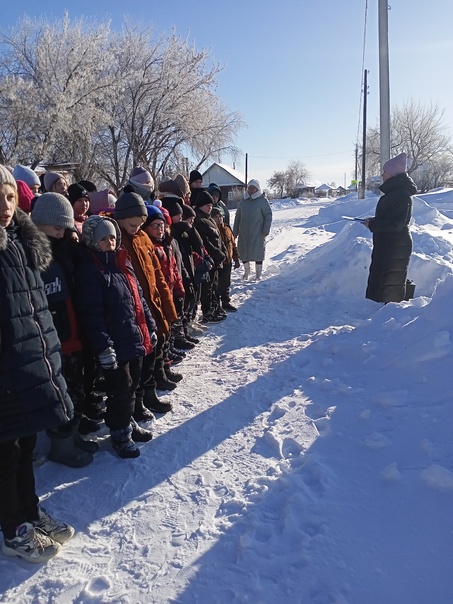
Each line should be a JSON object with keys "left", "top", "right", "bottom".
{"left": 114, "top": 191, "right": 148, "bottom": 220}
{"left": 93, "top": 218, "right": 117, "bottom": 245}
{"left": 43, "top": 171, "right": 63, "bottom": 192}
{"left": 0, "top": 165, "right": 17, "bottom": 189}
{"left": 13, "top": 165, "right": 41, "bottom": 188}
{"left": 31, "top": 193, "right": 74, "bottom": 229}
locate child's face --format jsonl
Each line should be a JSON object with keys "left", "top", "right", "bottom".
{"left": 73, "top": 197, "right": 90, "bottom": 217}
{"left": 51, "top": 177, "right": 68, "bottom": 195}
{"left": 98, "top": 235, "right": 116, "bottom": 252}
{"left": 118, "top": 216, "right": 145, "bottom": 236}
{"left": 212, "top": 214, "right": 223, "bottom": 226}
{"left": 39, "top": 224, "right": 66, "bottom": 239}
{"left": 0, "top": 184, "right": 17, "bottom": 228}
{"left": 144, "top": 220, "right": 165, "bottom": 241}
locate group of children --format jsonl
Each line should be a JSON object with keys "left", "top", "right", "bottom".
{"left": 0, "top": 163, "right": 244, "bottom": 564}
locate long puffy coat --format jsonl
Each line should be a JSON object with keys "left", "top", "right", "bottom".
{"left": 0, "top": 209, "right": 73, "bottom": 442}
{"left": 366, "top": 172, "right": 416, "bottom": 303}
{"left": 233, "top": 191, "right": 272, "bottom": 261}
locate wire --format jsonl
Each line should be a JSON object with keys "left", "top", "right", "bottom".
{"left": 248, "top": 151, "right": 352, "bottom": 160}
{"left": 356, "top": 0, "right": 369, "bottom": 148}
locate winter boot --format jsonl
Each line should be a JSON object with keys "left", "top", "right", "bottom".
{"left": 130, "top": 419, "right": 153, "bottom": 442}
{"left": 172, "top": 337, "right": 196, "bottom": 351}
{"left": 133, "top": 394, "right": 155, "bottom": 422}
{"left": 255, "top": 263, "right": 263, "bottom": 281}
{"left": 74, "top": 431, "right": 99, "bottom": 454}
{"left": 164, "top": 367, "right": 183, "bottom": 383}
{"left": 243, "top": 262, "right": 250, "bottom": 280}
{"left": 110, "top": 425, "right": 140, "bottom": 459}
{"left": 48, "top": 429, "right": 93, "bottom": 468}
{"left": 144, "top": 387, "right": 173, "bottom": 413}
{"left": 222, "top": 301, "right": 237, "bottom": 312}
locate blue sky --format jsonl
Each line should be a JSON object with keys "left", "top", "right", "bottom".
{"left": 2, "top": 0, "right": 453, "bottom": 187}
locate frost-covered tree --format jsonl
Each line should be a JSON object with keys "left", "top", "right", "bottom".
{"left": 267, "top": 161, "right": 310, "bottom": 198}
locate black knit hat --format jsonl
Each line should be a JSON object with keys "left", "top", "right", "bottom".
{"left": 192, "top": 190, "right": 214, "bottom": 208}
{"left": 114, "top": 191, "right": 148, "bottom": 220}
{"left": 182, "top": 204, "right": 196, "bottom": 220}
{"left": 78, "top": 179, "right": 97, "bottom": 193}
{"left": 158, "top": 179, "right": 184, "bottom": 198}
{"left": 189, "top": 170, "right": 202, "bottom": 185}
{"left": 67, "top": 183, "right": 89, "bottom": 205}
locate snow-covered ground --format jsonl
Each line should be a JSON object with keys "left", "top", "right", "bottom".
{"left": 2, "top": 190, "right": 453, "bottom": 604}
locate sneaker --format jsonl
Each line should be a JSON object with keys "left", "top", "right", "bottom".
{"left": 173, "top": 338, "right": 195, "bottom": 351}
{"left": 34, "top": 507, "right": 75, "bottom": 544}
{"left": 166, "top": 350, "right": 185, "bottom": 365}
{"left": 187, "top": 324, "right": 204, "bottom": 336}
{"left": 2, "top": 522, "right": 60, "bottom": 563}
{"left": 192, "top": 321, "right": 208, "bottom": 332}
{"left": 222, "top": 302, "right": 238, "bottom": 312}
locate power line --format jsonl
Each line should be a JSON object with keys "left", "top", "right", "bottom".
{"left": 247, "top": 150, "right": 352, "bottom": 160}
{"left": 356, "top": 0, "right": 369, "bottom": 148}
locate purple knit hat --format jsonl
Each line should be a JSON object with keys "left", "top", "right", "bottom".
{"left": 383, "top": 153, "right": 407, "bottom": 177}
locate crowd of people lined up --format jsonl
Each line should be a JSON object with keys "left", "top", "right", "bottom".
{"left": 0, "top": 163, "right": 273, "bottom": 564}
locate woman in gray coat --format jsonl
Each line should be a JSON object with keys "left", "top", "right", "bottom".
{"left": 233, "top": 179, "right": 272, "bottom": 280}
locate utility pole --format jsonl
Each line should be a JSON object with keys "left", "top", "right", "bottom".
{"left": 245, "top": 153, "right": 248, "bottom": 186}
{"left": 379, "top": 0, "right": 391, "bottom": 169}
{"left": 359, "top": 69, "right": 368, "bottom": 199}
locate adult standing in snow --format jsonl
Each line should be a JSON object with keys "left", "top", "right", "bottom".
{"left": 362, "top": 152, "right": 415, "bottom": 303}
{"left": 0, "top": 165, "right": 75, "bottom": 563}
{"left": 233, "top": 179, "right": 272, "bottom": 281}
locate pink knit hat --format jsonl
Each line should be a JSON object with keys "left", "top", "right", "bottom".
{"left": 383, "top": 153, "right": 407, "bottom": 177}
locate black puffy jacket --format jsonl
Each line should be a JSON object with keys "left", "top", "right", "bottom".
{"left": 366, "top": 172, "right": 416, "bottom": 303}
{"left": 0, "top": 209, "right": 73, "bottom": 442}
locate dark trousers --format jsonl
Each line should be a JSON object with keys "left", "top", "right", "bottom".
{"left": 103, "top": 357, "right": 143, "bottom": 431}
{"left": 200, "top": 268, "right": 219, "bottom": 314}
{"left": 217, "top": 260, "right": 233, "bottom": 303}
{"left": 136, "top": 349, "right": 157, "bottom": 401}
{"left": 0, "top": 435, "right": 39, "bottom": 540}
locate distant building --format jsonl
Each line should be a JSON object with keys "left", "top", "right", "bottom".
{"left": 201, "top": 162, "right": 246, "bottom": 207}
{"left": 314, "top": 183, "right": 335, "bottom": 197}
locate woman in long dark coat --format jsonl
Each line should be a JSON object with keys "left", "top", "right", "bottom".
{"left": 0, "top": 165, "right": 75, "bottom": 563}
{"left": 363, "top": 153, "right": 416, "bottom": 303}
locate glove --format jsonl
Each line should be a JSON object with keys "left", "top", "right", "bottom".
{"left": 234, "top": 259, "right": 240, "bottom": 269}
{"left": 98, "top": 347, "right": 118, "bottom": 370}
{"left": 150, "top": 331, "right": 158, "bottom": 349}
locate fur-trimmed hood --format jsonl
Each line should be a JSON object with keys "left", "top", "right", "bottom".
{"left": 0, "top": 207, "right": 53, "bottom": 271}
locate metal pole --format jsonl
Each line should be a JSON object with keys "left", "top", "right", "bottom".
{"left": 360, "top": 69, "right": 368, "bottom": 199}
{"left": 379, "top": 0, "right": 391, "bottom": 168}
{"left": 245, "top": 153, "right": 248, "bottom": 186}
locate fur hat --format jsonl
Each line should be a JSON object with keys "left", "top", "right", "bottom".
{"left": 43, "top": 172, "right": 64, "bottom": 192}
{"left": 182, "top": 204, "right": 196, "bottom": 220}
{"left": 189, "top": 170, "right": 203, "bottom": 185}
{"left": 114, "top": 191, "right": 148, "bottom": 220}
{"left": 192, "top": 190, "right": 214, "bottom": 208}
{"left": 247, "top": 179, "right": 260, "bottom": 190}
{"left": 0, "top": 165, "right": 17, "bottom": 189}
{"left": 13, "top": 165, "right": 40, "bottom": 188}
{"left": 174, "top": 173, "right": 190, "bottom": 197}
{"left": 130, "top": 166, "right": 154, "bottom": 189}
{"left": 31, "top": 193, "right": 74, "bottom": 230}
{"left": 16, "top": 181, "right": 35, "bottom": 213}
{"left": 67, "top": 183, "right": 89, "bottom": 205}
{"left": 158, "top": 179, "right": 184, "bottom": 198}
{"left": 383, "top": 153, "right": 407, "bottom": 178}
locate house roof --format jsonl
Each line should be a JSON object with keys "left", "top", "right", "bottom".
{"left": 315, "top": 183, "right": 334, "bottom": 192}
{"left": 201, "top": 162, "right": 246, "bottom": 187}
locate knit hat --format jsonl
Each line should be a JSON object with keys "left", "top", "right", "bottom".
{"left": 207, "top": 183, "right": 222, "bottom": 200}
{"left": 160, "top": 206, "right": 172, "bottom": 226}
{"left": 383, "top": 153, "right": 407, "bottom": 178}
{"left": 192, "top": 190, "right": 214, "bottom": 208}
{"left": 93, "top": 218, "right": 117, "bottom": 245}
{"left": 114, "top": 191, "right": 148, "bottom": 220}
{"left": 189, "top": 170, "right": 203, "bottom": 185}
{"left": 16, "top": 181, "right": 35, "bottom": 213}
{"left": 145, "top": 204, "right": 165, "bottom": 223}
{"left": 67, "top": 183, "right": 89, "bottom": 205}
{"left": 182, "top": 204, "right": 196, "bottom": 220}
{"left": 31, "top": 193, "right": 74, "bottom": 229}
{"left": 247, "top": 179, "right": 260, "bottom": 190}
{"left": 211, "top": 206, "right": 224, "bottom": 218}
{"left": 130, "top": 166, "right": 154, "bottom": 189}
{"left": 158, "top": 179, "right": 184, "bottom": 198}
{"left": 174, "top": 173, "right": 190, "bottom": 197}
{"left": 13, "top": 165, "right": 41, "bottom": 188}
{"left": 78, "top": 179, "right": 97, "bottom": 193}
{"left": 43, "top": 172, "right": 63, "bottom": 192}
{"left": 0, "top": 165, "right": 17, "bottom": 189}
{"left": 167, "top": 201, "right": 183, "bottom": 217}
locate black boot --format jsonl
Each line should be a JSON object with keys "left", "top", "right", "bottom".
{"left": 130, "top": 419, "right": 153, "bottom": 442}
{"left": 133, "top": 394, "right": 155, "bottom": 422}
{"left": 48, "top": 428, "right": 94, "bottom": 468}
{"left": 164, "top": 367, "right": 183, "bottom": 383}
{"left": 143, "top": 388, "right": 173, "bottom": 413}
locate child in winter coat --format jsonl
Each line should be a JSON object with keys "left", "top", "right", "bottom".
{"left": 211, "top": 207, "right": 240, "bottom": 312}
{"left": 67, "top": 183, "right": 90, "bottom": 237}
{"left": 75, "top": 215, "right": 157, "bottom": 458}
{"left": 0, "top": 165, "right": 75, "bottom": 563}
